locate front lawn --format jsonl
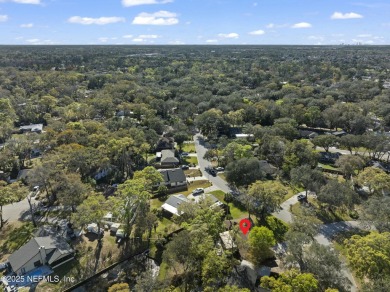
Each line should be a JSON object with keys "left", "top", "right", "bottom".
{"left": 181, "top": 180, "right": 212, "bottom": 195}
{"left": 182, "top": 156, "right": 198, "bottom": 165}
{"left": 290, "top": 198, "right": 353, "bottom": 224}
{"left": 184, "top": 168, "right": 202, "bottom": 177}
{"left": 182, "top": 142, "right": 196, "bottom": 153}
{"left": 210, "top": 190, "right": 249, "bottom": 220}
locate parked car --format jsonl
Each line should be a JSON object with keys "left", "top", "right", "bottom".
{"left": 0, "top": 262, "right": 8, "bottom": 271}
{"left": 209, "top": 169, "right": 217, "bottom": 176}
{"left": 297, "top": 194, "right": 307, "bottom": 202}
{"left": 192, "top": 188, "right": 204, "bottom": 195}
{"left": 215, "top": 167, "right": 224, "bottom": 171}
{"left": 116, "top": 229, "right": 128, "bottom": 243}
{"left": 181, "top": 165, "right": 189, "bottom": 170}
{"left": 181, "top": 152, "right": 189, "bottom": 156}
{"left": 86, "top": 223, "right": 104, "bottom": 235}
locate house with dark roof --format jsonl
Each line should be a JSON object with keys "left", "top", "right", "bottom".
{"left": 161, "top": 194, "right": 190, "bottom": 216}
{"left": 259, "top": 160, "right": 278, "bottom": 175}
{"left": 160, "top": 149, "right": 179, "bottom": 167}
{"left": 159, "top": 168, "right": 187, "bottom": 188}
{"left": 7, "top": 236, "right": 74, "bottom": 276}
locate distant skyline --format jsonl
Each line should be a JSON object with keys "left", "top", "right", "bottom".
{"left": 0, "top": 0, "right": 389, "bottom": 45}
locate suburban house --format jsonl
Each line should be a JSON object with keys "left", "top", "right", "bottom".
{"left": 161, "top": 194, "right": 190, "bottom": 216}
{"left": 160, "top": 149, "right": 179, "bottom": 167}
{"left": 19, "top": 124, "right": 43, "bottom": 134}
{"left": 155, "top": 136, "right": 175, "bottom": 152}
{"left": 299, "top": 129, "right": 319, "bottom": 139}
{"left": 259, "top": 160, "right": 278, "bottom": 176}
{"left": 159, "top": 168, "right": 187, "bottom": 189}
{"left": 7, "top": 236, "right": 74, "bottom": 276}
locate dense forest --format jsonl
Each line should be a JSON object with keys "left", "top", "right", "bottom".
{"left": 0, "top": 45, "right": 390, "bottom": 292}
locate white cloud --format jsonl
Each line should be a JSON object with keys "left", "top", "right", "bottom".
{"left": 68, "top": 16, "right": 125, "bottom": 25}
{"left": 0, "top": 0, "right": 41, "bottom": 4}
{"left": 331, "top": 12, "right": 363, "bottom": 19}
{"left": 218, "top": 33, "right": 239, "bottom": 39}
{"left": 266, "top": 23, "right": 274, "bottom": 28}
{"left": 132, "top": 11, "right": 178, "bottom": 25}
{"left": 357, "top": 34, "right": 372, "bottom": 38}
{"left": 249, "top": 29, "right": 265, "bottom": 35}
{"left": 26, "top": 38, "right": 40, "bottom": 43}
{"left": 20, "top": 23, "right": 34, "bottom": 28}
{"left": 98, "top": 37, "right": 109, "bottom": 43}
{"left": 122, "top": 34, "right": 133, "bottom": 38}
{"left": 138, "top": 34, "right": 159, "bottom": 39}
{"left": 132, "top": 38, "right": 145, "bottom": 42}
{"left": 122, "top": 0, "right": 173, "bottom": 7}
{"left": 206, "top": 39, "right": 218, "bottom": 43}
{"left": 291, "top": 22, "right": 312, "bottom": 28}
{"left": 0, "top": 15, "right": 8, "bottom": 22}
{"left": 168, "top": 40, "right": 185, "bottom": 44}
{"left": 308, "top": 35, "right": 324, "bottom": 41}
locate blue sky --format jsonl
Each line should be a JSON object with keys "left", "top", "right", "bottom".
{"left": 0, "top": 0, "right": 389, "bottom": 45}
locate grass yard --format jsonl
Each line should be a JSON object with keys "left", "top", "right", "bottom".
{"left": 183, "top": 156, "right": 198, "bottom": 165}
{"left": 182, "top": 142, "right": 196, "bottom": 153}
{"left": 184, "top": 168, "right": 202, "bottom": 177}
{"left": 0, "top": 222, "right": 36, "bottom": 258}
{"left": 181, "top": 180, "right": 212, "bottom": 195}
{"left": 150, "top": 198, "right": 165, "bottom": 210}
{"left": 209, "top": 190, "right": 249, "bottom": 220}
{"left": 318, "top": 163, "right": 340, "bottom": 171}
{"left": 290, "top": 197, "right": 353, "bottom": 224}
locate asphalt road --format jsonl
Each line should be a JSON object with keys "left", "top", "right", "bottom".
{"left": 2, "top": 195, "right": 36, "bottom": 222}
{"left": 193, "top": 133, "right": 231, "bottom": 193}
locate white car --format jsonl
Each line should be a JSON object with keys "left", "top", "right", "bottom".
{"left": 86, "top": 223, "right": 104, "bottom": 235}
{"left": 192, "top": 188, "right": 204, "bottom": 195}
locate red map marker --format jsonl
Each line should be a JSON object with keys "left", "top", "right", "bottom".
{"left": 239, "top": 218, "right": 251, "bottom": 235}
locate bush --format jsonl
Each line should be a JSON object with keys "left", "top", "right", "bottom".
{"left": 224, "top": 192, "right": 233, "bottom": 203}
{"left": 349, "top": 210, "right": 359, "bottom": 219}
{"left": 265, "top": 215, "right": 289, "bottom": 242}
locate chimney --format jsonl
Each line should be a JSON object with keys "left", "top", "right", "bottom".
{"left": 39, "top": 246, "right": 47, "bottom": 265}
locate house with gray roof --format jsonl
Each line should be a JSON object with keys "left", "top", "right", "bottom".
{"left": 159, "top": 168, "right": 187, "bottom": 188}
{"left": 161, "top": 194, "right": 190, "bottom": 216}
{"left": 160, "top": 149, "right": 179, "bottom": 167}
{"left": 8, "top": 236, "right": 74, "bottom": 276}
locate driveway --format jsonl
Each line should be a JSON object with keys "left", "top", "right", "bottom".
{"left": 2, "top": 195, "right": 37, "bottom": 222}
{"left": 274, "top": 193, "right": 363, "bottom": 292}
{"left": 193, "top": 133, "right": 231, "bottom": 193}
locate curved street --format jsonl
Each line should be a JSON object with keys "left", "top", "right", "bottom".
{"left": 194, "top": 133, "right": 361, "bottom": 291}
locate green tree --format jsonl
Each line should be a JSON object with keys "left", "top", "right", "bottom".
{"left": 335, "top": 155, "right": 365, "bottom": 180}
{"left": 345, "top": 232, "right": 390, "bottom": 280}
{"left": 357, "top": 167, "right": 390, "bottom": 196}
{"left": 225, "top": 157, "right": 266, "bottom": 187}
{"left": 247, "top": 180, "right": 288, "bottom": 222}
{"left": 248, "top": 226, "right": 276, "bottom": 265}
{"left": 312, "top": 135, "right": 339, "bottom": 152}
{"left": 202, "top": 251, "right": 230, "bottom": 288}
{"left": 217, "top": 285, "right": 250, "bottom": 292}
{"left": 133, "top": 166, "right": 164, "bottom": 190}
{"left": 260, "top": 269, "right": 319, "bottom": 292}
{"left": 72, "top": 194, "right": 108, "bottom": 243}
{"left": 283, "top": 140, "right": 318, "bottom": 174}
{"left": 117, "top": 178, "right": 153, "bottom": 236}
{"left": 361, "top": 196, "right": 390, "bottom": 232}
{"left": 317, "top": 180, "right": 357, "bottom": 211}
{"left": 290, "top": 165, "right": 325, "bottom": 198}
{"left": 108, "top": 283, "right": 130, "bottom": 292}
